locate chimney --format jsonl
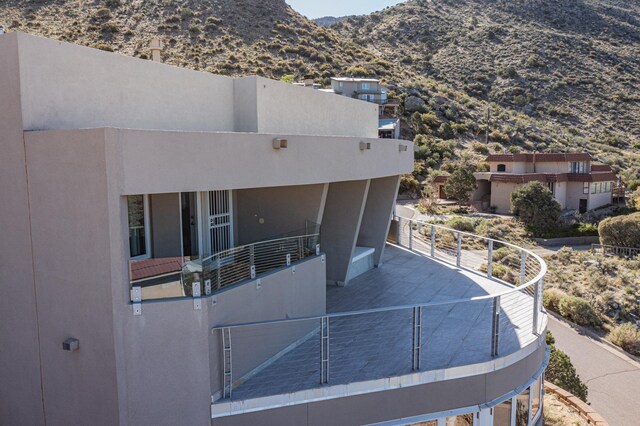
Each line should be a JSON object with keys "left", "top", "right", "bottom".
{"left": 149, "top": 38, "right": 163, "bottom": 62}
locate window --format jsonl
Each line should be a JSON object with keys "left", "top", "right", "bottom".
{"left": 362, "top": 82, "right": 370, "bottom": 89}
{"left": 127, "top": 195, "right": 150, "bottom": 259}
{"left": 547, "top": 182, "right": 555, "bottom": 195}
{"left": 515, "top": 387, "right": 530, "bottom": 426}
{"left": 569, "top": 161, "right": 586, "bottom": 173}
{"left": 591, "top": 181, "right": 612, "bottom": 194}
{"left": 497, "top": 164, "right": 506, "bottom": 172}
{"left": 493, "top": 398, "right": 512, "bottom": 426}
{"left": 531, "top": 376, "right": 542, "bottom": 422}
{"left": 208, "top": 190, "right": 233, "bottom": 256}
{"left": 583, "top": 182, "right": 589, "bottom": 194}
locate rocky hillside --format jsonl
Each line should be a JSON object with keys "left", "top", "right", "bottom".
{"left": 331, "top": 0, "right": 640, "bottom": 183}
{"left": 1, "top": 0, "right": 639, "bottom": 184}
{"left": 0, "top": 0, "right": 400, "bottom": 79}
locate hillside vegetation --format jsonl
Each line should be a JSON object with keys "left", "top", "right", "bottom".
{"left": 1, "top": 0, "right": 639, "bottom": 184}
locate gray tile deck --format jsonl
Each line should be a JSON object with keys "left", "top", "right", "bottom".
{"left": 227, "top": 245, "right": 537, "bottom": 401}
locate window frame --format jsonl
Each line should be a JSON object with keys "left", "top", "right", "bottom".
{"left": 497, "top": 164, "right": 507, "bottom": 172}
{"left": 128, "top": 194, "right": 151, "bottom": 260}
{"left": 583, "top": 182, "right": 589, "bottom": 194}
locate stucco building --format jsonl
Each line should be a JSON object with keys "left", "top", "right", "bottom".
{"left": 2, "top": 33, "right": 548, "bottom": 426}
{"left": 471, "top": 153, "right": 617, "bottom": 214}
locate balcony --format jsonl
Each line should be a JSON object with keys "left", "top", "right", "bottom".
{"left": 211, "top": 217, "right": 547, "bottom": 419}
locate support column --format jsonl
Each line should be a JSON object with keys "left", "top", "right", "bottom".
{"left": 321, "top": 180, "right": 370, "bottom": 286}
{"left": 356, "top": 175, "right": 401, "bottom": 266}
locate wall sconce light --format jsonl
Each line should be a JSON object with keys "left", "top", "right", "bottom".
{"left": 273, "top": 138, "right": 288, "bottom": 149}
{"left": 399, "top": 144, "right": 408, "bottom": 152}
{"left": 359, "top": 141, "right": 371, "bottom": 151}
{"left": 62, "top": 337, "right": 80, "bottom": 352}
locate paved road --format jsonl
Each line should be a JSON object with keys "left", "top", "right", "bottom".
{"left": 547, "top": 317, "right": 640, "bottom": 426}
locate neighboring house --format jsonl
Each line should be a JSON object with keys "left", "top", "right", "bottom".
{"left": 2, "top": 33, "right": 548, "bottom": 426}
{"left": 331, "top": 77, "right": 401, "bottom": 138}
{"left": 472, "top": 153, "right": 617, "bottom": 214}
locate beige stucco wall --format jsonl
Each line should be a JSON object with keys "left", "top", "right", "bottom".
{"left": 565, "top": 182, "right": 588, "bottom": 211}
{"left": 0, "top": 32, "right": 46, "bottom": 426}
{"left": 13, "top": 33, "right": 379, "bottom": 139}
{"left": 554, "top": 181, "right": 567, "bottom": 209}
{"left": 16, "top": 32, "right": 236, "bottom": 133}
{"left": 490, "top": 182, "right": 521, "bottom": 214}
{"left": 588, "top": 188, "right": 613, "bottom": 211}
{"left": 253, "top": 76, "right": 379, "bottom": 138}
{"left": 235, "top": 184, "right": 327, "bottom": 245}
{"left": 110, "top": 129, "right": 412, "bottom": 195}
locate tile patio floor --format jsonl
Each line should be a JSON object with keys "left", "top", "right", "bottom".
{"left": 226, "top": 245, "right": 537, "bottom": 401}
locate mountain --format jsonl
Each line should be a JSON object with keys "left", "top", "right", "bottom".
{"left": 314, "top": 16, "right": 349, "bottom": 27}
{"left": 0, "top": 0, "right": 399, "bottom": 79}
{"left": 1, "top": 0, "right": 639, "bottom": 184}
{"left": 330, "top": 0, "right": 640, "bottom": 183}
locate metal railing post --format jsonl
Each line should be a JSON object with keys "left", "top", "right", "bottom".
{"left": 532, "top": 278, "right": 541, "bottom": 336}
{"left": 491, "top": 296, "right": 501, "bottom": 357}
{"left": 431, "top": 225, "right": 436, "bottom": 257}
{"left": 409, "top": 220, "right": 413, "bottom": 251}
{"left": 396, "top": 216, "right": 401, "bottom": 246}
{"left": 412, "top": 306, "right": 423, "bottom": 370}
{"left": 298, "top": 236, "right": 303, "bottom": 260}
{"left": 320, "top": 316, "right": 330, "bottom": 384}
{"left": 520, "top": 251, "right": 527, "bottom": 286}
{"left": 487, "top": 240, "right": 493, "bottom": 278}
{"left": 216, "top": 261, "right": 222, "bottom": 291}
{"left": 456, "top": 231, "right": 462, "bottom": 267}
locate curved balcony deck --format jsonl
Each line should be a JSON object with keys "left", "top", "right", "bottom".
{"left": 212, "top": 218, "right": 547, "bottom": 417}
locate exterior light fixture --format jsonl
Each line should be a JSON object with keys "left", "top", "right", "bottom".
{"left": 273, "top": 138, "right": 288, "bottom": 149}
{"left": 399, "top": 144, "right": 408, "bottom": 152}
{"left": 62, "top": 338, "right": 80, "bottom": 352}
{"left": 359, "top": 141, "right": 371, "bottom": 151}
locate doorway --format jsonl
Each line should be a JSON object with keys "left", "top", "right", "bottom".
{"left": 181, "top": 192, "right": 200, "bottom": 259}
{"left": 579, "top": 199, "right": 587, "bottom": 214}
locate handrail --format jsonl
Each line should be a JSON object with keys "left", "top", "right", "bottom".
{"left": 201, "top": 232, "right": 320, "bottom": 264}
{"left": 211, "top": 216, "right": 547, "bottom": 330}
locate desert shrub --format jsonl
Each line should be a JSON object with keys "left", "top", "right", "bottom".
{"left": 511, "top": 182, "right": 561, "bottom": 232}
{"left": 472, "top": 142, "right": 489, "bottom": 155}
{"left": 557, "top": 295, "right": 602, "bottom": 327}
{"left": 609, "top": 323, "right": 640, "bottom": 355}
{"left": 492, "top": 246, "right": 513, "bottom": 262}
{"left": 445, "top": 217, "right": 476, "bottom": 232}
{"left": 543, "top": 288, "right": 565, "bottom": 312}
{"left": 598, "top": 212, "right": 640, "bottom": 248}
{"left": 546, "top": 332, "right": 588, "bottom": 401}
{"left": 491, "top": 264, "right": 516, "bottom": 282}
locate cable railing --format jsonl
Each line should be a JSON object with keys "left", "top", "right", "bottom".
{"left": 181, "top": 232, "right": 321, "bottom": 296}
{"left": 209, "top": 216, "right": 547, "bottom": 402}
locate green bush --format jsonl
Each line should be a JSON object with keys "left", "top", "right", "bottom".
{"left": 511, "top": 182, "right": 561, "bottom": 232}
{"left": 445, "top": 217, "right": 476, "bottom": 232}
{"left": 557, "top": 295, "right": 602, "bottom": 327}
{"left": 598, "top": 212, "right": 640, "bottom": 248}
{"left": 546, "top": 332, "right": 588, "bottom": 401}
{"left": 609, "top": 323, "right": 640, "bottom": 355}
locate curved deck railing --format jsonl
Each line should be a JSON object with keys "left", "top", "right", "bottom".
{"left": 211, "top": 216, "right": 547, "bottom": 402}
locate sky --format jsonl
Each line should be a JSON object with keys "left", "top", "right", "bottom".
{"left": 285, "top": 0, "right": 404, "bottom": 19}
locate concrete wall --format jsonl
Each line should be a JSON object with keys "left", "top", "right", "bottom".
{"left": 112, "top": 129, "right": 412, "bottom": 195}
{"left": 357, "top": 176, "right": 400, "bottom": 266}
{"left": 150, "top": 193, "right": 182, "bottom": 258}
{"left": 23, "top": 129, "right": 121, "bottom": 425}
{"left": 16, "top": 33, "right": 235, "bottom": 133}
{"left": 321, "top": 180, "right": 370, "bottom": 285}
{"left": 212, "top": 340, "right": 547, "bottom": 426}
{"left": 209, "top": 256, "right": 326, "bottom": 396}
{"left": 490, "top": 182, "right": 520, "bottom": 214}
{"left": 0, "top": 32, "right": 46, "bottom": 426}
{"left": 253, "top": 76, "right": 379, "bottom": 138}
{"left": 235, "top": 184, "right": 327, "bottom": 245}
